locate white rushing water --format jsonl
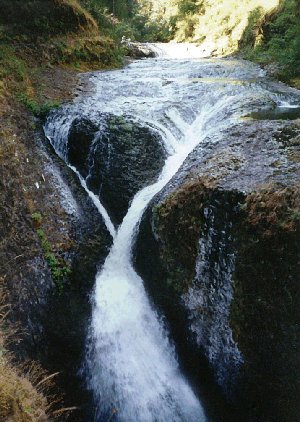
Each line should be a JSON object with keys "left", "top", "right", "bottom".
{"left": 146, "top": 41, "right": 212, "bottom": 59}
{"left": 86, "top": 102, "right": 234, "bottom": 421}
{"left": 44, "top": 43, "right": 300, "bottom": 421}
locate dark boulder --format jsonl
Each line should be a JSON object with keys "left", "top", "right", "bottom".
{"left": 68, "top": 117, "right": 98, "bottom": 178}
{"left": 67, "top": 114, "right": 166, "bottom": 225}
{"left": 134, "top": 119, "right": 300, "bottom": 421}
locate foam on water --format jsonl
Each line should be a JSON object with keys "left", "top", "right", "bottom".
{"left": 44, "top": 43, "right": 300, "bottom": 421}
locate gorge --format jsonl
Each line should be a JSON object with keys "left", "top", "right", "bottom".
{"left": 1, "top": 1, "right": 300, "bottom": 421}
{"left": 43, "top": 44, "right": 300, "bottom": 421}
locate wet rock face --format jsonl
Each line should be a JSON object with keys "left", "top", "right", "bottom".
{"left": 39, "top": 157, "right": 112, "bottom": 420}
{"left": 68, "top": 117, "right": 98, "bottom": 178}
{"left": 182, "top": 197, "right": 244, "bottom": 398}
{"left": 134, "top": 119, "right": 300, "bottom": 420}
{"left": 0, "top": 119, "right": 113, "bottom": 420}
{"left": 231, "top": 186, "right": 300, "bottom": 422}
{"left": 67, "top": 114, "right": 166, "bottom": 225}
{"left": 136, "top": 186, "right": 244, "bottom": 399}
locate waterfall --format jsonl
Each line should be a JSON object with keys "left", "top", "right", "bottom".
{"left": 44, "top": 43, "right": 300, "bottom": 421}
{"left": 83, "top": 105, "right": 233, "bottom": 421}
{"left": 146, "top": 42, "right": 211, "bottom": 59}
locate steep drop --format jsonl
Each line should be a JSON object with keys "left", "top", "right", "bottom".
{"left": 44, "top": 44, "right": 300, "bottom": 421}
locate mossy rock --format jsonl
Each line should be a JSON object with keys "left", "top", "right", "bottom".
{"left": 67, "top": 114, "right": 166, "bottom": 225}
{"left": 230, "top": 185, "right": 300, "bottom": 421}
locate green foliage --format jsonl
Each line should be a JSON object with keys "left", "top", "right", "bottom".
{"left": 242, "top": 0, "right": 300, "bottom": 83}
{"left": 266, "top": 0, "right": 300, "bottom": 79}
{"left": 239, "top": 7, "right": 264, "bottom": 49}
{"left": 80, "top": 0, "right": 135, "bottom": 39}
{"left": 178, "top": 0, "right": 201, "bottom": 15}
{"left": 17, "top": 94, "right": 61, "bottom": 117}
{"left": 132, "top": 16, "right": 172, "bottom": 41}
{"left": 31, "top": 212, "right": 43, "bottom": 226}
{"left": 171, "top": 0, "right": 204, "bottom": 41}
{"left": 82, "top": 0, "right": 136, "bottom": 20}
{"left": 82, "top": 0, "right": 176, "bottom": 42}
{"left": 80, "top": 0, "right": 116, "bottom": 31}
{"left": 36, "top": 228, "right": 71, "bottom": 291}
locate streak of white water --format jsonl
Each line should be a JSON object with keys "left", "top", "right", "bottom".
{"left": 44, "top": 43, "right": 300, "bottom": 421}
{"left": 87, "top": 98, "right": 235, "bottom": 421}
{"left": 278, "top": 101, "right": 300, "bottom": 108}
{"left": 44, "top": 134, "right": 116, "bottom": 237}
{"left": 69, "top": 164, "right": 116, "bottom": 238}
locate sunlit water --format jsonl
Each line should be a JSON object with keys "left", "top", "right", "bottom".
{"left": 44, "top": 43, "right": 300, "bottom": 421}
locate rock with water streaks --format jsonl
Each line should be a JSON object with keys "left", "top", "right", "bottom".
{"left": 134, "top": 119, "right": 300, "bottom": 421}
{"left": 67, "top": 114, "right": 166, "bottom": 225}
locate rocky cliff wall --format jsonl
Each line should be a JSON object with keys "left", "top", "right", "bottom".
{"left": 134, "top": 119, "right": 300, "bottom": 421}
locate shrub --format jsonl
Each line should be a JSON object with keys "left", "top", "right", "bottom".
{"left": 17, "top": 94, "right": 61, "bottom": 118}
{"left": 36, "top": 228, "right": 71, "bottom": 291}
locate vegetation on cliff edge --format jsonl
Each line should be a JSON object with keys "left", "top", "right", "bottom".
{"left": 0, "top": 1, "right": 122, "bottom": 419}
{"left": 112, "top": 0, "right": 300, "bottom": 86}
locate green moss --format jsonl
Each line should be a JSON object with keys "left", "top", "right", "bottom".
{"left": 50, "top": 36, "right": 123, "bottom": 68}
{"left": 0, "top": 0, "right": 97, "bottom": 36}
{"left": 36, "top": 228, "right": 71, "bottom": 292}
{"left": 17, "top": 94, "right": 61, "bottom": 117}
{"left": 31, "top": 212, "right": 43, "bottom": 227}
{"left": 230, "top": 185, "right": 300, "bottom": 420}
{"left": 0, "top": 43, "right": 63, "bottom": 116}
{"left": 0, "top": 45, "right": 27, "bottom": 82}
{"left": 154, "top": 179, "right": 211, "bottom": 294}
{"left": 0, "top": 1, "right": 124, "bottom": 108}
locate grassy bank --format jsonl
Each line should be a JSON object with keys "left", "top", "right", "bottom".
{"left": 0, "top": 0, "right": 124, "bottom": 115}
{"left": 0, "top": 1, "right": 124, "bottom": 419}
{"left": 0, "top": 282, "right": 54, "bottom": 421}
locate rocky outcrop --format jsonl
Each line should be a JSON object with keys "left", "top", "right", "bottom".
{"left": 134, "top": 119, "right": 300, "bottom": 421}
{"left": 0, "top": 113, "right": 112, "bottom": 418}
{"left": 35, "top": 131, "right": 113, "bottom": 418}
{"left": 67, "top": 114, "right": 166, "bottom": 225}
{"left": 123, "top": 42, "right": 156, "bottom": 59}
{"left": 0, "top": 2, "right": 123, "bottom": 417}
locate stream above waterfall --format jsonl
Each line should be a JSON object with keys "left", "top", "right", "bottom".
{"left": 44, "top": 43, "right": 300, "bottom": 421}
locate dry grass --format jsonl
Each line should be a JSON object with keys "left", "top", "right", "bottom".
{"left": 245, "top": 184, "right": 300, "bottom": 234}
{"left": 0, "top": 360, "right": 48, "bottom": 421}
{"left": 0, "top": 284, "right": 47, "bottom": 420}
{"left": 0, "top": 284, "right": 76, "bottom": 421}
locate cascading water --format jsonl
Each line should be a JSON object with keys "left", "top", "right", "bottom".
{"left": 44, "top": 43, "right": 300, "bottom": 421}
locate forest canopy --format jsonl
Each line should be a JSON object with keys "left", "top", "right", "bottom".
{"left": 0, "top": 0, "right": 299, "bottom": 83}
{"left": 79, "top": 0, "right": 300, "bottom": 84}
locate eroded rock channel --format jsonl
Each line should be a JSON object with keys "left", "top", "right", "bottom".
{"left": 43, "top": 47, "right": 300, "bottom": 421}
